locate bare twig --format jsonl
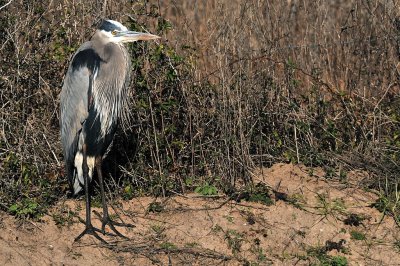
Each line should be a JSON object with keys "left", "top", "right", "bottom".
{"left": 102, "top": 0, "right": 107, "bottom": 17}
{"left": 43, "top": 133, "right": 60, "bottom": 167}
{"left": 0, "top": 0, "right": 13, "bottom": 11}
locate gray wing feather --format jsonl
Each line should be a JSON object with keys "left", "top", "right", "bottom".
{"left": 60, "top": 42, "right": 92, "bottom": 166}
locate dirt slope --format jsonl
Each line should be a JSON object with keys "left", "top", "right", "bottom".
{"left": 1, "top": 163, "right": 399, "bottom": 265}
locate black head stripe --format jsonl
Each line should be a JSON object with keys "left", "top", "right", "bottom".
{"left": 98, "top": 20, "right": 123, "bottom": 32}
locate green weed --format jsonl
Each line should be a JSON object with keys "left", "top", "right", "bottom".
{"left": 52, "top": 208, "right": 76, "bottom": 227}
{"left": 160, "top": 241, "right": 177, "bottom": 250}
{"left": 307, "top": 246, "right": 348, "bottom": 266}
{"left": 148, "top": 201, "right": 164, "bottom": 213}
{"left": 315, "top": 194, "right": 346, "bottom": 218}
{"left": 350, "top": 230, "right": 366, "bottom": 241}
{"left": 195, "top": 183, "right": 218, "bottom": 196}
{"left": 225, "top": 229, "right": 243, "bottom": 254}
{"left": 8, "top": 199, "right": 42, "bottom": 219}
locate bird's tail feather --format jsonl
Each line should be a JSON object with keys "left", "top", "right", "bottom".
{"left": 72, "top": 151, "right": 95, "bottom": 195}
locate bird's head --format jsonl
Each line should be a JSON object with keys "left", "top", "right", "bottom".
{"left": 97, "top": 19, "right": 160, "bottom": 43}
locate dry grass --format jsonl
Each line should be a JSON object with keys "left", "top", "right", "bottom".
{"left": 0, "top": 0, "right": 399, "bottom": 216}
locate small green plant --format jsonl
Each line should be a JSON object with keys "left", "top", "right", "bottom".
{"left": 371, "top": 195, "right": 400, "bottom": 224}
{"left": 123, "top": 184, "right": 134, "bottom": 200}
{"left": 184, "top": 242, "right": 200, "bottom": 248}
{"left": 195, "top": 182, "right": 218, "bottom": 196}
{"left": 91, "top": 195, "right": 102, "bottom": 208}
{"left": 304, "top": 240, "right": 348, "bottom": 265}
{"left": 350, "top": 230, "right": 366, "bottom": 241}
{"left": 250, "top": 240, "right": 268, "bottom": 263}
{"left": 224, "top": 215, "right": 234, "bottom": 223}
{"left": 372, "top": 196, "right": 389, "bottom": 213}
{"left": 52, "top": 207, "right": 76, "bottom": 227}
{"left": 225, "top": 229, "right": 243, "bottom": 254}
{"left": 212, "top": 224, "right": 223, "bottom": 233}
{"left": 307, "top": 245, "right": 348, "bottom": 266}
{"left": 315, "top": 194, "right": 346, "bottom": 218}
{"left": 287, "top": 193, "right": 307, "bottom": 209}
{"left": 160, "top": 241, "right": 177, "bottom": 250}
{"left": 325, "top": 256, "right": 348, "bottom": 266}
{"left": 150, "top": 224, "right": 167, "bottom": 241}
{"left": 308, "top": 168, "right": 315, "bottom": 177}
{"left": 338, "top": 169, "right": 347, "bottom": 181}
{"left": 8, "top": 199, "right": 42, "bottom": 219}
{"left": 157, "top": 18, "right": 173, "bottom": 33}
{"left": 148, "top": 201, "right": 164, "bottom": 213}
{"left": 248, "top": 193, "right": 274, "bottom": 206}
{"left": 324, "top": 167, "right": 336, "bottom": 179}
{"left": 246, "top": 183, "right": 274, "bottom": 206}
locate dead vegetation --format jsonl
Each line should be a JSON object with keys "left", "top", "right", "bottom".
{"left": 0, "top": 0, "right": 399, "bottom": 247}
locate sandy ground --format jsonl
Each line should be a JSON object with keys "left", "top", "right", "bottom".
{"left": 1, "top": 163, "right": 399, "bottom": 265}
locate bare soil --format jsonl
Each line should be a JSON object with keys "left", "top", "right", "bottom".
{"left": 1, "top": 163, "right": 399, "bottom": 265}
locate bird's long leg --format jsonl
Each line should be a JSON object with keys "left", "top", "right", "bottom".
{"left": 74, "top": 144, "right": 107, "bottom": 244}
{"left": 95, "top": 155, "right": 134, "bottom": 238}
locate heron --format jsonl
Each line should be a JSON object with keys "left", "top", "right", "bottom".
{"left": 60, "top": 19, "right": 159, "bottom": 242}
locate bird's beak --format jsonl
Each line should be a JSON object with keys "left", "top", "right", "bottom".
{"left": 116, "top": 31, "right": 160, "bottom": 43}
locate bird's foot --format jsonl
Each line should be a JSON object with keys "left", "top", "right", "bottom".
{"left": 74, "top": 223, "right": 108, "bottom": 244}
{"left": 93, "top": 210, "right": 134, "bottom": 239}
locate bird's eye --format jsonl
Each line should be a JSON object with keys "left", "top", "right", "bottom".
{"left": 111, "top": 30, "right": 118, "bottom": 36}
